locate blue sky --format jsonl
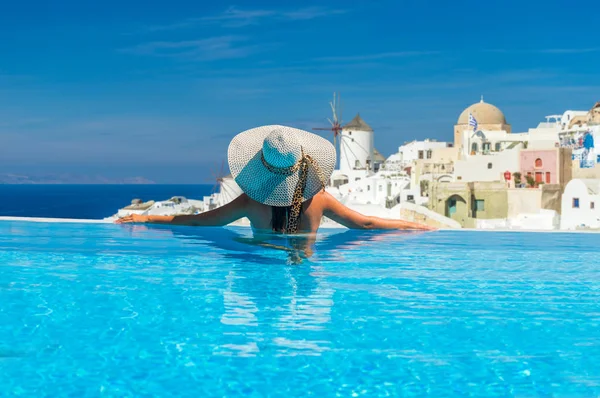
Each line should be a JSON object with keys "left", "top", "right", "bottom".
{"left": 1, "top": 0, "right": 599, "bottom": 183}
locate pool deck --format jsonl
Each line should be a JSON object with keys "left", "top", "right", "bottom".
{"left": 1, "top": 216, "right": 598, "bottom": 233}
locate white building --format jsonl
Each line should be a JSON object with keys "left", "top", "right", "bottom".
{"left": 385, "top": 139, "right": 451, "bottom": 170}
{"left": 327, "top": 169, "right": 413, "bottom": 207}
{"left": 560, "top": 179, "right": 600, "bottom": 230}
{"left": 460, "top": 129, "right": 529, "bottom": 158}
{"left": 328, "top": 114, "right": 430, "bottom": 208}
{"left": 202, "top": 175, "right": 243, "bottom": 210}
{"left": 335, "top": 114, "right": 375, "bottom": 182}
{"left": 560, "top": 110, "right": 589, "bottom": 130}
{"left": 454, "top": 148, "right": 521, "bottom": 183}
{"left": 331, "top": 114, "right": 387, "bottom": 187}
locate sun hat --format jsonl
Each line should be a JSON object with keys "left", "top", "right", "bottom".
{"left": 227, "top": 125, "right": 336, "bottom": 208}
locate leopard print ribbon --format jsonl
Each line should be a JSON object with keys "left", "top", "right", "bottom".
{"left": 261, "top": 148, "right": 327, "bottom": 233}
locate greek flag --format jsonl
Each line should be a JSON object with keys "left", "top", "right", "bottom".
{"left": 468, "top": 113, "right": 478, "bottom": 131}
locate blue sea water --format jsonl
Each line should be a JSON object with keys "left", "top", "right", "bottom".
{"left": 0, "top": 184, "right": 213, "bottom": 219}
{"left": 1, "top": 221, "right": 600, "bottom": 397}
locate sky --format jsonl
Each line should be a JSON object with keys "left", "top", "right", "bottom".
{"left": 1, "top": 0, "right": 599, "bottom": 183}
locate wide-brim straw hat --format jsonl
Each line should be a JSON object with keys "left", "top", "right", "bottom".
{"left": 228, "top": 125, "right": 336, "bottom": 207}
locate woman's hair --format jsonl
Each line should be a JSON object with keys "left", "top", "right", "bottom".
{"left": 271, "top": 206, "right": 301, "bottom": 233}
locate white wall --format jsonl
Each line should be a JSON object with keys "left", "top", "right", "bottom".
{"left": 339, "top": 128, "right": 373, "bottom": 173}
{"left": 506, "top": 189, "right": 542, "bottom": 218}
{"left": 561, "top": 179, "right": 600, "bottom": 230}
{"left": 526, "top": 125, "right": 561, "bottom": 150}
{"left": 454, "top": 149, "right": 520, "bottom": 182}
{"left": 561, "top": 110, "right": 588, "bottom": 129}
{"left": 337, "top": 176, "right": 411, "bottom": 206}
{"left": 459, "top": 129, "right": 526, "bottom": 158}
{"left": 397, "top": 140, "right": 448, "bottom": 162}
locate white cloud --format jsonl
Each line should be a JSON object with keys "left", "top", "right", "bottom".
{"left": 119, "top": 35, "right": 264, "bottom": 61}
{"left": 537, "top": 48, "right": 599, "bottom": 54}
{"left": 314, "top": 51, "right": 441, "bottom": 62}
{"left": 484, "top": 48, "right": 600, "bottom": 54}
{"left": 146, "top": 6, "right": 347, "bottom": 31}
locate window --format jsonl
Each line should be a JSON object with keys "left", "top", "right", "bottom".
{"left": 487, "top": 163, "right": 492, "bottom": 169}
{"left": 483, "top": 142, "right": 491, "bottom": 152}
{"left": 426, "top": 150, "right": 432, "bottom": 159}
{"left": 495, "top": 143, "right": 501, "bottom": 151}
{"left": 355, "top": 160, "right": 360, "bottom": 168}
{"left": 407, "top": 195, "right": 414, "bottom": 201}
{"left": 475, "top": 200, "right": 485, "bottom": 211}
{"left": 418, "top": 150, "right": 424, "bottom": 159}
{"left": 573, "top": 198, "right": 580, "bottom": 208}
{"left": 367, "top": 185, "right": 370, "bottom": 191}
{"left": 535, "top": 158, "right": 543, "bottom": 168}
{"left": 348, "top": 131, "right": 352, "bottom": 135}
{"left": 591, "top": 202, "right": 595, "bottom": 209}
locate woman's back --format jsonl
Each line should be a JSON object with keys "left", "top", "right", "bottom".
{"left": 244, "top": 192, "right": 326, "bottom": 234}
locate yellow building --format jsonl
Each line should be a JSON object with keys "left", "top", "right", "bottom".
{"left": 454, "top": 97, "right": 512, "bottom": 153}
{"left": 428, "top": 181, "right": 563, "bottom": 228}
{"left": 428, "top": 181, "right": 509, "bottom": 228}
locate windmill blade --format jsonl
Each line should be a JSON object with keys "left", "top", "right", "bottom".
{"left": 330, "top": 102, "right": 337, "bottom": 123}
{"left": 338, "top": 92, "right": 342, "bottom": 125}
{"left": 327, "top": 117, "right": 334, "bottom": 126}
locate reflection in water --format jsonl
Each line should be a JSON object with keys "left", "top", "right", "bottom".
{"left": 118, "top": 224, "right": 430, "bottom": 357}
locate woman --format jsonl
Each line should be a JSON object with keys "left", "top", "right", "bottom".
{"left": 117, "top": 125, "right": 434, "bottom": 233}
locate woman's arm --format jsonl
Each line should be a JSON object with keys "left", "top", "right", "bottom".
{"left": 322, "top": 192, "right": 435, "bottom": 230}
{"left": 116, "top": 194, "right": 249, "bottom": 226}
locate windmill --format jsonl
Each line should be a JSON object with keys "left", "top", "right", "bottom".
{"left": 207, "top": 159, "right": 242, "bottom": 206}
{"left": 209, "top": 160, "right": 226, "bottom": 195}
{"left": 313, "top": 92, "right": 343, "bottom": 147}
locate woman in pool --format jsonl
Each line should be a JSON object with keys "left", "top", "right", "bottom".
{"left": 117, "top": 125, "right": 434, "bottom": 233}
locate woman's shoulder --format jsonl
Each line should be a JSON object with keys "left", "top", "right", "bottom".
{"left": 307, "top": 190, "right": 338, "bottom": 211}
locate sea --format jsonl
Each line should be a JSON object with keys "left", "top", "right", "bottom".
{"left": 0, "top": 184, "right": 213, "bottom": 220}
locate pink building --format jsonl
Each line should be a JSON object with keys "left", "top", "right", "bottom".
{"left": 519, "top": 148, "right": 572, "bottom": 188}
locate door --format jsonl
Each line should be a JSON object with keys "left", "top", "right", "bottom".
{"left": 545, "top": 172, "right": 551, "bottom": 184}
{"left": 448, "top": 199, "right": 457, "bottom": 216}
{"left": 535, "top": 172, "right": 543, "bottom": 183}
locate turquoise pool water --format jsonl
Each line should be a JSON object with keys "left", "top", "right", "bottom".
{"left": 1, "top": 221, "right": 599, "bottom": 397}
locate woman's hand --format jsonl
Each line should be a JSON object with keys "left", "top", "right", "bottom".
{"left": 115, "top": 214, "right": 150, "bottom": 224}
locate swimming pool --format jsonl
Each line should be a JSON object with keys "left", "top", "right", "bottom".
{"left": 1, "top": 221, "right": 599, "bottom": 396}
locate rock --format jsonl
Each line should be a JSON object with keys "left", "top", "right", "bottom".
{"left": 122, "top": 200, "right": 155, "bottom": 211}
{"left": 169, "top": 196, "right": 188, "bottom": 204}
{"left": 131, "top": 198, "right": 143, "bottom": 205}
